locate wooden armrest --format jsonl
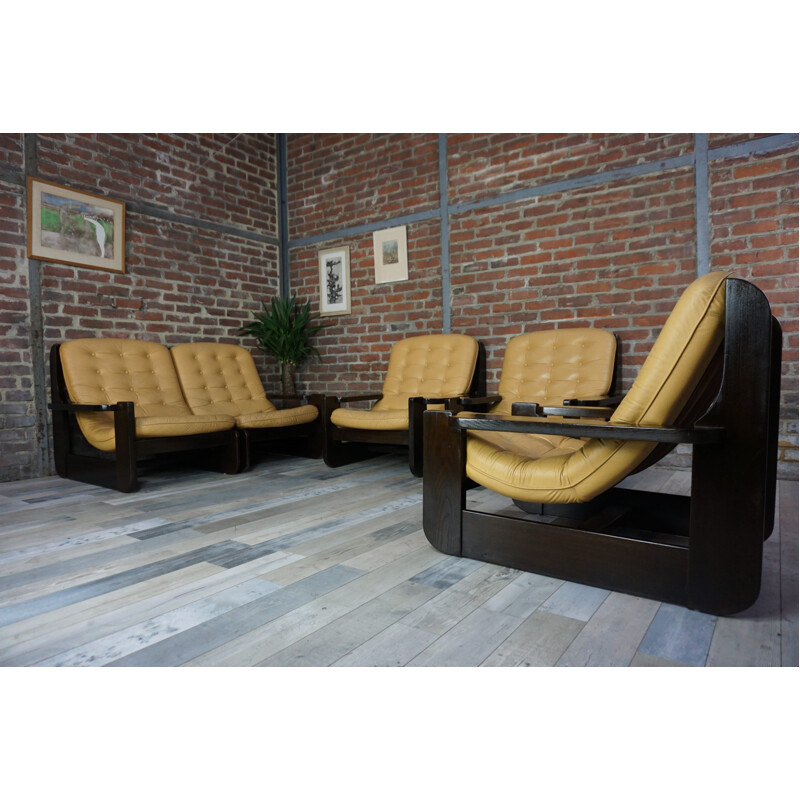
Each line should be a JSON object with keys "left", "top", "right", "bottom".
{"left": 511, "top": 402, "right": 614, "bottom": 420}
{"left": 563, "top": 394, "right": 624, "bottom": 407}
{"left": 333, "top": 393, "right": 384, "bottom": 404}
{"left": 457, "top": 395, "right": 502, "bottom": 406}
{"left": 49, "top": 402, "right": 116, "bottom": 412}
{"left": 447, "top": 410, "right": 724, "bottom": 444}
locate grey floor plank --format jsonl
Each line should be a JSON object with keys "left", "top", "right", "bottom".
{"left": 481, "top": 610, "right": 585, "bottom": 667}
{"left": 0, "top": 456, "right": 795, "bottom": 669}
{"left": 556, "top": 592, "right": 660, "bottom": 667}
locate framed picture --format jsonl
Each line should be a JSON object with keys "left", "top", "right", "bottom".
{"left": 27, "top": 177, "right": 126, "bottom": 274}
{"left": 319, "top": 245, "right": 351, "bottom": 316}
{"left": 373, "top": 225, "right": 408, "bottom": 284}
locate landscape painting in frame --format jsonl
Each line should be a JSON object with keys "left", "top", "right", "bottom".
{"left": 319, "top": 245, "right": 351, "bottom": 316}
{"left": 27, "top": 178, "right": 126, "bottom": 273}
{"left": 373, "top": 225, "right": 408, "bottom": 284}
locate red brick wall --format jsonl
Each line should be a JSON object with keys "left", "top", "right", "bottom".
{"left": 0, "top": 133, "right": 280, "bottom": 482}
{"left": 287, "top": 134, "right": 442, "bottom": 395}
{"left": 286, "top": 132, "right": 798, "bottom": 475}
{"left": 709, "top": 143, "right": 799, "bottom": 469}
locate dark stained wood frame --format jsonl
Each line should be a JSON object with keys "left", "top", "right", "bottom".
{"left": 322, "top": 342, "right": 487, "bottom": 477}
{"left": 49, "top": 344, "right": 240, "bottom": 493}
{"left": 422, "top": 279, "right": 782, "bottom": 615}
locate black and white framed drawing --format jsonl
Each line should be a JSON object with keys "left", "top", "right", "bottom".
{"left": 318, "top": 245, "right": 351, "bottom": 316}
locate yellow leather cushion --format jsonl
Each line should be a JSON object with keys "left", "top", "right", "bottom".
{"left": 332, "top": 333, "right": 479, "bottom": 431}
{"left": 236, "top": 405, "right": 319, "bottom": 429}
{"left": 467, "top": 271, "right": 729, "bottom": 503}
{"left": 331, "top": 406, "right": 409, "bottom": 431}
{"left": 171, "top": 342, "right": 318, "bottom": 429}
{"left": 59, "top": 338, "right": 234, "bottom": 452}
{"left": 492, "top": 328, "right": 616, "bottom": 413}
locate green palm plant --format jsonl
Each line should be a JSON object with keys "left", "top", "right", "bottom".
{"left": 238, "top": 294, "right": 328, "bottom": 397}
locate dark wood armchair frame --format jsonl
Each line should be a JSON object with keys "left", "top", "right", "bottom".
{"left": 422, "top": 279, "right": 782, "bottom": 615}
{"left": 323, "top": 342, "right": 487, "bottom": 477}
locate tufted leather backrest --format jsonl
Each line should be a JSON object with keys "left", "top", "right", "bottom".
{"left": 171, "top": 342, "right": 276, "bottom": 416}
{"left": 374, "top": 334, "right": 479, "bottom": 411}
{"left": 494, "top": 328, "right": 616, "bottom": 413}
{"left": 60, "top": 338, "right": 191, "bottom": 416}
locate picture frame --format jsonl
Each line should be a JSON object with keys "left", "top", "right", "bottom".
{"left": 318, "top": 245, "right": 351, "bottom": 316}
{"left": 27, "top": 177, "right": 126, "bottom": 274}
{"left": 373, "top": 225, "right": 408, "bottom": 284}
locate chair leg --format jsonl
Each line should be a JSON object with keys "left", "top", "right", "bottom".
{"left": 113, "top": 402, "right": 138, "bottom": 492}
{"left": 408, "top": 396, "right": 425, "bottom": 477}
{"left": 306, "top": 394, "right": 324, "bottom": 459}
{"left": 422, "top": 411, "right": 466, "bottom": 556}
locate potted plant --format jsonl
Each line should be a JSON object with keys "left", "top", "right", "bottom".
{"left": 238, "top": 294, "right": 328, "bottom": 397}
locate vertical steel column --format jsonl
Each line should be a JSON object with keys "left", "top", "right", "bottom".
{"left": 24, "top": 133, "right": 53, "bottom": 475}
{"left": 276, "top": 133, "right": 290, "bottom": 299}
{"left": 695, "top": 133, "right": 710, "bottom": 276}
{"left": 438, "top": 133, "right": 451, "bottom": 333}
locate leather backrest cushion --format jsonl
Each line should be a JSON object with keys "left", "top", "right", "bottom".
{"left": 171, "top": 342, "right": 275, "bottom": 416}
{"left": 612, "top": 270, "right": 728, "bottom": 427}
{"left": 60, "top": 338, "right": 191, "bottom": 417}
{"left": 495, "top": 328, "right": 616, "bottom": 412}
{"left": 376, "top": 334, "right": 478, "bottom": 411}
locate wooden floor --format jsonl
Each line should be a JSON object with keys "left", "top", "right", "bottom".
{"left": 0, "top": 451, "right": 797, "bottom": 668}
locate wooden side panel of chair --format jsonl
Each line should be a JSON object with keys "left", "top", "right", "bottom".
{"left": 422, "top": 410, "right": 467, "bottom": 555}
{"left": 687, "top": 278, "right": 780, "bottom": 614}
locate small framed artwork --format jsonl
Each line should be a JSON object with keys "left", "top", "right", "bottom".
{"left": 319, "top": 245, "right": 351, "bottom": 316}
{"left": 27, "top": 177, "right": 126, "bottom": 274}
{"left": 373, "top": 225, "right": 408, "bottom": 284}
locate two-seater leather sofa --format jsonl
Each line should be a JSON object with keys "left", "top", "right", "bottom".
{"left": 49, "top": 337, "right": 321, "bottom": 492}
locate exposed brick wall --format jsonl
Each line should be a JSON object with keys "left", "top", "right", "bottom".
{"left": 449, "top": 168, "right": 697, "bottom": 394}
{"left": 288, "top": 134, "right": 439, "bottom": 239}
{"left": 285, "top": 132, "right": 797, "bottom": 476}
{"left": 0, "top": 136, "right": 34, "bottom": 480}
{"left": 448, "top": 133, "right": 694, "bottom": 205}
{"left": 0, "top": 133, "right": 280, "bottom": 482}
{"left": 289, "top": 220, "right": 444, "bottom": 395}
{"left": 709, "top": 144, "right": 799, "bottom": 469}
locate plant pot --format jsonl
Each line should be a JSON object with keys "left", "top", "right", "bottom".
{"left": 281, "top": 361, "right": 297, "bottom": 400}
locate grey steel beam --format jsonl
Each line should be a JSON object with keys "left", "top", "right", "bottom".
{"left": 276, "top": 133, "right": 290, "bottom": 298}
{"left": 439, "top": 133, "right": 451, "bottom": 333}
{"left": 695, "top": 133, "right": 710, "bottom": 276}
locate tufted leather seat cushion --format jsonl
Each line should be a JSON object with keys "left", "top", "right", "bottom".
{"left": 170, "top": 342, "right": 319, "bottom": 429}
{"left": 331, "top": 333, "right": 479, "bottom": 431}
{"left": 59, "top": 338, "right": 235, "bottom": 452}
{"left": 467, "top": 271, "right": 729, "bottom": 503}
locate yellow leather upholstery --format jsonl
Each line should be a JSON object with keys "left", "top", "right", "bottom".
{"left": 467, "top": 271, "right": 729, "bottom": 503}
{"left": 171, "top": 342, "right": 319, "bottom": 429}
{"left": 492, "top": 328, "right": 617, "bottom": 413}
{"left": 59, "top": 338, "right": 235, "bottom": 452}
{"left": 331, "top": 333, "right": 479, "bottom": 431}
